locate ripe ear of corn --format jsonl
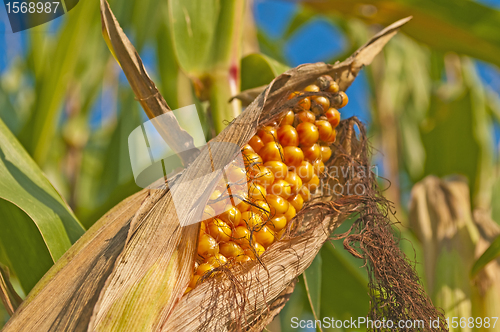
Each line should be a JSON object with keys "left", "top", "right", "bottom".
{"left": 187, "top": 76, "right": 349, "bottom": 292}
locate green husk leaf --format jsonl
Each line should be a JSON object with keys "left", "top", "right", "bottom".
{"left": 471, "top": 235, "right": 500, "bottom": 277}
{"left": 241, "top": 53, "right": 290, "bottom": 91}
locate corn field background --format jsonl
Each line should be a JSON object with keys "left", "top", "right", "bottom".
{"left": 1, "top": 0, "right": 500, "bottom": 331}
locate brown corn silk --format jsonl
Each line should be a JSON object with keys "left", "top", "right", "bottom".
{"left": 2, "top": 2, "right": 445, "bottom": 331}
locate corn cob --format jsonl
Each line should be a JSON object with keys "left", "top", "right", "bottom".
{"left": 186, "top": 75, "right": 348, "bottom": 293}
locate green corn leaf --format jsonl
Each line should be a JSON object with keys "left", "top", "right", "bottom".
{"left": 0, "top": 201, "right": 54, "bottom": 294}
{"left": 18, "top": 0, "right": 102, "bottom": 166}
{"left": 168, "top": 0, "right": 220, "bottom": 75}
{"left": 130, "top": 0, "right": 162, "bottom": 52}
{"left": 302, "top": 252, "right": 322, "bottom": 325}
{"left": 95, "top": 94, "right": 142, "bottom": 207}
{"left": 471, "top": 235, "right": 500, "bottom": 278}
{"left": 168, "top": 0, "right": 243, "bottom": 134}
{"left": 492, "top": 177, "right": 500, "bottom": 227}
{"left": 319, "top": 241, "right": 370, "bottom": 323}
{"left": 420, "top": 60, "right": 493, "bottom": 209}
{"left": 77, "top": 93, "right": 142, "bottom": 228}
{"left": 256, "top": 30, "right": 288, "bottom": 66}
{"left": 0, "top": 118, "right": 84, "bottom": 293}
{"left": 241, "top": 53, "right": 289, "bottom": 91}
{"left": 279, "top": 277, "right": 312, "bottom": 332}
{"left": 156, "top": 18, "right": 182, "bottom": 111}
{"left": 207, "top": 0, "right": 245, "bottom": 133}
{"left": 279, "top": 223, "right": 371, "bottom": 331}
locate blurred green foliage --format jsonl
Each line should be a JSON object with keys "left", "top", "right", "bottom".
{"left": 1, "top": 0, "right": 500, "bottom": 330}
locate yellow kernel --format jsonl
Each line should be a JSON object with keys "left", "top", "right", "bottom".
{"left": 264, "top": 161, "right": 288, "bottom": 180}
{"left": 284, "top": 204, "right": 297, "bottom": 222}
{"left": 288, "top": 194, "right": 304, "bottom": 211}
{"left": 241, "top": 211, "right": 263, "bottom": 229}
{"left": 241, "top": 144, "right": 254, "bottom": 154}
{"left": 245, "top": 242, "right": 265, "bottom": 259}
{"left": 269, "top": 180, "right": 292, "bottom": 199}
{"left": 254, "top": 225, "right": 275, "bottom": 248}
{"left": 235, "top": 255, "right": 252, "bottom": 263}
{"left": 280, "top": 110, "right": 295, "bottom": 126}
{"left": 268, "top": 215, "right": 287, "bottom": 232}
{"left": 233, "top": 190, "right": 250, "bottom": 212}
{"left": 258, "top": 126, "right": 278, "bottom": 144}
{"left": 243, "top": 152, "right": 263, "bottom": 168}
{"left": 312, "top": 159, "right": 325, "bottom": 176}
{"left": 196, "top": 262, "right": 214, "bottom": 276}
{"left": 337, "top": 91, "right": 348, "bottom": 108}
{"left": 197, "top": 234, "right": 218, "bottom": 258}
{"left": 297, "top": 122, "right": 320, "bottom": 146}
{"left": 249, "top": 135, "right": 264, "bottom": 153}
{"left": 299, "top": 185, "right": 312, "bottom": 202}
{"left": 219, "top": 241, "right": 244, "bottom": 258}
{"left": 315, "top": 120, "right": 333, "bottom": 142}
{"left": 208, "top": 190, "right": 230, "bottom": 215}
{"left": 202, "top": 205, "right": 215, "bottom": 222}
{"left": 283, "top": 146, "right": 304, "bottom": 168}
{"left": 288, "top": 91, "right": 311, "bottom": 111}
{"left": 328, "top": 81, "right": 339, "bottom": 93}
{"left": 200, "top": 221, "right": 206, "bottom": 234}
{"left": 249, "top": 200, "right": 271, "bottom": 220}
{"left": 284, "top": 171, "right": 303, "bottom": 195}
{"left": 219, "top": 205, "right": 242, "bottom": 227}
{"left": 226, "top": 165, "right": 247, "bottom": 185}
{"left": 251, "top": 166, "right": 275, "bottom": 190}
{"left": 259, "top": 141, "right": 284, "bottom": 163}
{"left": 277, "top": 125, "right": 299, "bottom": 147}
{"left": 189, "top": 274, "right": 201, "bottom": 288}
{"left": 295, "top": 161, "right": 315, "bottom": 183}
{"left": 304, "top": 84, "right": 320, "bottom": 92}
{"left": 206, "top": 253, "right": 228, "bottom": 268}
{"left": 325, "top": 108, "right": 341, "bottom": 128}
{"left": 265, "top": 194, "right": 289, "bottom": 216}
{"left": 311, "top": 96, "right": 330, "bottom": 114}
{"left": 207, "top": 218, "right": 232, "bottom": 242}
{"left": 232, "top": 226, "right": 253, "bottom": 248}
{"left": 320, "top": 144, "right": 332, "bottom": 163}
{"left": 302, "top": 143, "right": 321, "bottom": 162}
{"left": 248, "top": 183, "right": 267, "bottom": 201}
{"left": 297, "top": 110, "right": 316, "bottom": 123}
{"left": 307, "top": 174, "right": 320, "bottom": 192}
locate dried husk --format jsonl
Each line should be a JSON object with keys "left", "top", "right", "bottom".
{"left": 2, "top": 6, "right": 442, "bottom": 332}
